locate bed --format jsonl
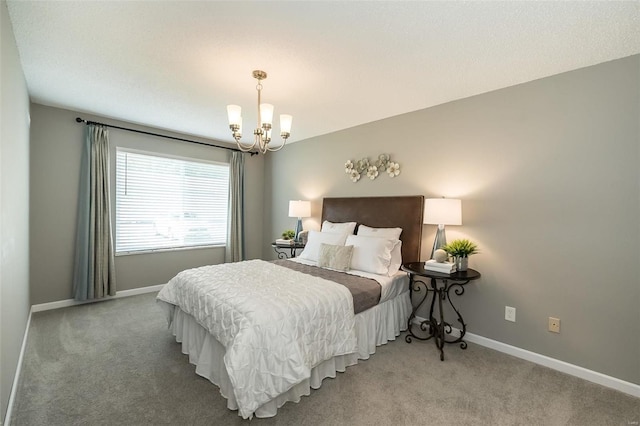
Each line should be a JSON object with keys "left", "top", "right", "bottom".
{"left": 156, "top": 195, "right": 424, "bottom": 419}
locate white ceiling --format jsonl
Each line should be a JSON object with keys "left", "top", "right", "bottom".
{"left": 6, "top": 1, "right": 640, "bottom": 145}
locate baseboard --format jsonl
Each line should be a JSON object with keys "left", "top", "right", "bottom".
{"left": 411, "top": 316, "right": 640, "bottom": 399}
{"left": 31, "top": 284, "right": 165, "bottom": 313}
{"left": 4, "top": 309, "right": 32, "bottom": 426}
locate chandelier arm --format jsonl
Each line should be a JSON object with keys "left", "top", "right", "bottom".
{"left": 266, "top": 139, "right": 287, "bottom": 152}
{"left": 253, "top": 132, "right": 264, "bottom": 154}
{"left": 235, "top": 138, "right": 258, "bottom": 152}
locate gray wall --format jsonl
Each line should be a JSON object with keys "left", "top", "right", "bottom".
{"left": 264, "top": 56, "right": 640, "bottom": 385}
{"left": 0, "top": 0, "right": 31, "bottom": 420}
{"left": 29, "top": 104, "right": 264, "bottom": 305}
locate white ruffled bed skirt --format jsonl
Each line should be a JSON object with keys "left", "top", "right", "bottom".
{"left": 160, "top": 290, "right": 411, "bottom": 418}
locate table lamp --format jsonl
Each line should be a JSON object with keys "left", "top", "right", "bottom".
{"left": 424, "top": 198, "right": 462, "bottom": 259}
{"left": 288, "top": 200, "right": 311, "bottom": 242}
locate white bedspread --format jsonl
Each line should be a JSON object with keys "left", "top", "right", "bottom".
{"left": 156, "top": 259, "right": 357, "bottom": 419}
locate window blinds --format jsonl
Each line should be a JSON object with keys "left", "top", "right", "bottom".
{"left": 115, "top": 149, "right": 229, "bottom": 254}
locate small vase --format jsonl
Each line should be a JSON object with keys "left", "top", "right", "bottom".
{"left": 455, "top": 256, "right": 468, "bottom": 272}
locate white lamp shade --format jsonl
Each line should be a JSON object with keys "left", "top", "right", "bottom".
{"left": 227, "top": 105, "right": 242, "bottom": 126}
{"left": 424, "top": 198, "right": 462, "bottom": 225}
{"left": 280, "top": 114, "right": 293, "bottom": 133}
{"left": 288, "top": 200, "right": 311, "bottom": 218}
{"left": 260, "top": 103, "right": 274, "bottom": 126}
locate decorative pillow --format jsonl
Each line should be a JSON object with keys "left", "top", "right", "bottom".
{"left": 298, "top": 230, "right": 348, "bottom": 262}
{"left": 321, "top": 220, "right": 357, "bottom": 236}
{"left": 357, "top": 224, "right": 402, "bottom": 240}
{"left": 318, "top": 243, "right": 354, "bottom": 272}
{"left": 345, "top": 234, "right": 401, "bottom": 275}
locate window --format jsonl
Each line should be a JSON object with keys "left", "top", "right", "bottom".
{"left": 115, "top": 149, "right": 229, "bottom": 254}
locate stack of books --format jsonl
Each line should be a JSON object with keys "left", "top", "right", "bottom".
{"left": 423, "top": 259, "right": 457, "bottom": 274}
{"left": 275, "top": 238, "right": 295, "bottom": 245}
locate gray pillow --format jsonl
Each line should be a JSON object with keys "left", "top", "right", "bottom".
{"left": 317, "top": 243, "right": 354, "bottom": 272}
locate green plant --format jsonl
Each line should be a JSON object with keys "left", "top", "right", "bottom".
{"left": 442, "top": 239, "right": 479, "bottom": 257}
{"left": 281, "top": 229, "right": 296, "bottom": 240}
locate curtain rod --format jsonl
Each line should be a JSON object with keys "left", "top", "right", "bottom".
{"left": 75, "top": 117, "right": 257, "bottom": 156}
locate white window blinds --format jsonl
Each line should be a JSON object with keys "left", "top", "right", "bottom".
{"left": 115, "top": 149, "right": 229, "bottom": 254}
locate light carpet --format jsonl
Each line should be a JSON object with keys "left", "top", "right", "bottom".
{"left": 10, "top": 293, "right": 639, "bottom": 425}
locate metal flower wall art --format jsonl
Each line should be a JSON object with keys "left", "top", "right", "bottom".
{"left": 344, "top": 154, "right": 400, "bottom": 183}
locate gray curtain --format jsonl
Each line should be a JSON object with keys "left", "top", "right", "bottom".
{"left": 225, "top": 151, "right": 245, "bottom": 262}
{"left": 73, "top": 124, "right": 116, "bottom": 301}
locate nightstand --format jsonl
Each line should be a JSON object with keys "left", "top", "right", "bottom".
{"left": 271, "top": 241, "right": 305, "bottom": 259}
{"left": 401, "top": 262, "right": 481, "bottom": 361}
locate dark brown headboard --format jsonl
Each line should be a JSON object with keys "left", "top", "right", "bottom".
{"left": 321, "top": 196, "right": 425, "bottom": 263}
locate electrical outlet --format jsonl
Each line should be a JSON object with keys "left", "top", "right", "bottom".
{"left": 505, "top": 306, "right": 516, "bottom": 322}
{"left": 548, "top": 317, "right": 560, "bottom": 333}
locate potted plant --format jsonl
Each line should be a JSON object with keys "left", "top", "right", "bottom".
{"left": 281, "top": 230, "right": 296, "bottom": 240}
{"left": 442, "top": 239, "right": 478, "bottom": 272}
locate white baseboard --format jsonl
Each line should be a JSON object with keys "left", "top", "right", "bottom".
{"left": 4, "top": 309, "right": 32, "bottom": 426}
{"left": 411, "top": 316, "right": 640, "bottom": 399}
{"left": 31, "top": 284, "right": 165, "bottom": 313}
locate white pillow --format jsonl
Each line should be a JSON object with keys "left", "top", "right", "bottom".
{"left": 357, "top": 224, "right": 402, "bottom": 240}
{"left": 345, "top": 234, "right": 401, "bottom": 275}
{"left": 298, "top": 230, "right": 347, "bottom": 262}
{"left": 321, "top": 220, "right": 357, "bottom": 236}
{"left": 357, "top": 225, "right": 403, "bottom": 275}
{"left": 387, "top": 240, "right": 403, "bottom": 276}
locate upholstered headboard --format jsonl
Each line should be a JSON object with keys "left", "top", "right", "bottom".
{"left": 321, "top": 196, "right": 425, "bottom": 263}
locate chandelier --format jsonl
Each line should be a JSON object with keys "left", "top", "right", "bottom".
{"left": 226, "top": 70, "right": 292, "bottom": 154}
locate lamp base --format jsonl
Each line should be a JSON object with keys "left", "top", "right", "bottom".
{"left": 430, "top": 225, "right": 447, "bottom": 259}
{"left": 294, "top": 218, "right": 303, "bottom": 242}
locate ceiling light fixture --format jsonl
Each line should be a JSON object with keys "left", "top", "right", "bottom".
{"left": 227, "top": 70, "right": 292, "bottom": 154}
